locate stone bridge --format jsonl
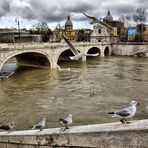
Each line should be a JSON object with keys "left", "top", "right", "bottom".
{"left": 0, "top": 42, "right": 112, "bottom": 70}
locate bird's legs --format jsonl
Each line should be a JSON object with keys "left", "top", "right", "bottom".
{"left": 120, "top": 118, "right": 125, "bottom": 124}
{"left": 40, "top": 128, "right": 43, "bottom": 131}
{"left": 123, "top": 118, "right": 130, "bottom": 124}
{"left": 120, "top": 118, "right": 130, "bottom": 124}
{"left": 61, "top": 125, "right": 69, "bottom": 132}
{"left": 65, "top": 124, "right": 69, "bottom": 129}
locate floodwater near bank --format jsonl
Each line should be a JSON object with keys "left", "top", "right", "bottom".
{"left": 0, "top": 56, "right": 148, "bottom": 130}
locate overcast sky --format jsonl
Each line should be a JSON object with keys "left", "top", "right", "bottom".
{"left": 0, "top": 0, "right": 147, "bottom": 29}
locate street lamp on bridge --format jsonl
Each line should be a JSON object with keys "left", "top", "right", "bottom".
{"left": 15, "top": 17, "right": 21, "bottom": 43}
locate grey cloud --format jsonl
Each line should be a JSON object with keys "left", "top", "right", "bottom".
{"left": 0, "top": 0, "right": 10, "bottom": 17}
{"left": 0, "top": 0, "right": 147, "bottom": 23}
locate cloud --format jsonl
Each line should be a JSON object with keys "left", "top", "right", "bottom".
{"left": 0, "top": 0, "right": 147, "bottom": 24}
{"left": 0, "top": 0, "right": 11, "bottom": 17}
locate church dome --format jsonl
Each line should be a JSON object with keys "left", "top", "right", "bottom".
{"left": 103, "top": 10, "right": 113, "bottom": 21}
{"left": 65, "top": 15, "right": 73, "bottom": 26}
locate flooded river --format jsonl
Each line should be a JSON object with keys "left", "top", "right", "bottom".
{"left": 0, "top": 56, "right": 148, "bottom": 130}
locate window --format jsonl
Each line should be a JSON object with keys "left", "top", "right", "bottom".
{"left": 98, "top": 29, "right": 101, "bottom": 34}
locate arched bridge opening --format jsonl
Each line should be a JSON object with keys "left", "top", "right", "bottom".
{"left": 58, "top": 49, "right": 74, "bottom": 62}
{"left": 0, "top": 51, "right": 51, "bottom": 77}
{"left": 15, "top": 52, "right": 51, "bottom": 68}
{"left": 86, "top": 47, "right": 100, "bottom": 59}
{"left": 57, "top": 48, "right": 81, "bottom": 65}
{"left": 57, "top": 49, "right": 81, "bottom": 66}
{"left": 104, "top": 47, "right": 110, "bottom": 56}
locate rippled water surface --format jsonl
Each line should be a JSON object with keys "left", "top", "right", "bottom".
{"left": 0, "top": 56, "right": 148, "bottom": 130}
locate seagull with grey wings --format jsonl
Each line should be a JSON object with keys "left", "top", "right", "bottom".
{"left": 60, "top": 114, "right": 72, "bottom": 130}
{"left": 108, "top": 101, "right": 139, "bottom": 123}
{"left": 32, "top": 118, "right": 46, "bottom": 131}
{"left": 83, "top": 13, "right": 112, "bottom": 30}
{"left": 62, "top": 35, "right": 99, "bottom": 60}
{"left": 0, "top": 122, "right": 14, "bottom": 130}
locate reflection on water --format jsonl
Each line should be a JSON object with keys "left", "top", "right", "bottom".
{"left": 0, "top": 56, "right": 148, "bottom": 130}
{"left": 0, "top": 58, "right": 17, "bottom": 79}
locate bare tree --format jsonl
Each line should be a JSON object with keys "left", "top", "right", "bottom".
{"left": 119, "top": 15, "right": 131, "bottom": 22}
{"left": 133, "top": 8, "right": 147, "bottom": 24}
{"left": 31, "top": 22, "right": 52, "bottom": 42}
{"left": 133, "top": 8, "right": 147, "bottom": 42}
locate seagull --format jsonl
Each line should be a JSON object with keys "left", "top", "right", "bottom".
{"left": 62, "top": 35, "right": 99, "bottom": 60}
{"left": 32, "top": 118, "right": 46, "bottom": 131}
{"left": 108, "top": 101, "right": 139, "bottom": 124}
{"left": 60, "top": 114, "right": 72, "bottom": 129}
{"left": 83, "top": 13, "right": 112, "bottom": 30}
{"left": 0, "top": 122, "right": 14, "bottom": 130}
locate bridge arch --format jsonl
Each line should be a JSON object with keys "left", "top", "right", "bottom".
{"left": 56, "top": 47, "right": 81, "bottom": 64}
{"left": 104, "top": 46, "right": 110, "bottom": 56}
{"left": 86, "top": 47, "right": 101, "bottom": 57}
{"left": 0, "top": 51, "right": 52, "bottom": 71}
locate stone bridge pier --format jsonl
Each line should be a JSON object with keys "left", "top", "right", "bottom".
{"left": 0, "top": 43, "right": 112, "bottom": 71}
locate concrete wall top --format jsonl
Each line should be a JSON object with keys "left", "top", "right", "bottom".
{"left": 0, "top": 119, "right": 147, "bottom": 147}
{"left": 0, "top": 119, "right": 147, "bottom": 136}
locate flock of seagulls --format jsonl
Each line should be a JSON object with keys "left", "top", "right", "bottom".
{"left": 0, "top": 14, "right": 145, "bottom": 133}
{"left": 0, "top": 100, "right": 144, "bottom": 132}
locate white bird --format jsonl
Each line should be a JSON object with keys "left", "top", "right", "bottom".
{"left": 108, "top": 101, "right": 139, "bottom": 123}
{"left": 60, "top": 114, "right": 72, "bottom": 129}
{"left": 83, "top": 13, "right": 113, "bottom": 30}
{"left": 62, "top": 35, "right": 99, "bottom": 60}
{"left": 0, "top": 122, "right": 14, "bottom": 130}
{"left": 32, "top": 118, "right": 46, "bottom": 131}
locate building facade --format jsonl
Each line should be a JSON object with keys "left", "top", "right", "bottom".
{"left": 142, "top": 25, "right": 148, "bottom": 42}
{"left": 64, "top": 15, "right": 76, "bottom": 42}
{"left": 90, "top": 22, "right": 118, "bottom": 43}
{"left": 103, "top": 10, "right": 126, "bottom": 41}
{"left": 0, "top": 28, "right": 42, "bottom": 43}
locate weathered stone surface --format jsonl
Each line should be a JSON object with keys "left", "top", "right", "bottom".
{"left": 112, "top": 44, "right": 148, "bottom": 56}
{"left": 0, "top": 119, "right": 147, "bottom": 147}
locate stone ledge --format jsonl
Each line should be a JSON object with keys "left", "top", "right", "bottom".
{"left": 0, "top": 119, "right": 147, "bottom": 147}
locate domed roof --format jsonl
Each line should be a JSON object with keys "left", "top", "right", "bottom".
{"left": 103, "top": 10, "right": 113, "bottom": 21}
{"left": 65, "top": 15, "right": 73, "bottom": 26}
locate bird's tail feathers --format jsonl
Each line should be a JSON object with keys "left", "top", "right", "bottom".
{"left": 60, "top": 118, "right": 65, "bottom": 122}
{"left": 108, "top": 112, "right": 114, "bottom": 114}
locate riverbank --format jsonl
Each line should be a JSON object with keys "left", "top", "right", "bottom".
{"left": 0, "top": 119, "right": 147, "bottom": 147}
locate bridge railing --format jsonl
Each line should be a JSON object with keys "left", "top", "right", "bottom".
{"left": 0, "top": 42, "right": 111, "bottom": 51}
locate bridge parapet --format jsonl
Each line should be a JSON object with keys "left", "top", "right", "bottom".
{"left": 0, "top": 42, "right": 109, "bottom": 49}
{"left": 0, "top": 119, "right": 147, "bottom": 147}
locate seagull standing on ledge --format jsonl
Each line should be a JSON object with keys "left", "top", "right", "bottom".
{"left": 32, "top": 118, "right": 46, "bottom": 131}
{"left": 60, "top": 114, "right": 72, "bottom": 129}
{"left": 0, "top": 122, "right": 14, "bottom": 130}
{"left": 108, "top": 101, "right": 139, "bottom": 123}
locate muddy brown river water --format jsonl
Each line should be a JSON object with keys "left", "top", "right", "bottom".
{"left": 0, "top": 56, "right": 148, "bottom": 130}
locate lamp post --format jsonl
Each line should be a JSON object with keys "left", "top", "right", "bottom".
{"left": 15, "top": 17, "right": 21, "bottom": 43}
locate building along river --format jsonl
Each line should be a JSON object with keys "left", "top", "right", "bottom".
{"left": 0, "top": 56, "right": 148, "bottom": 131}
